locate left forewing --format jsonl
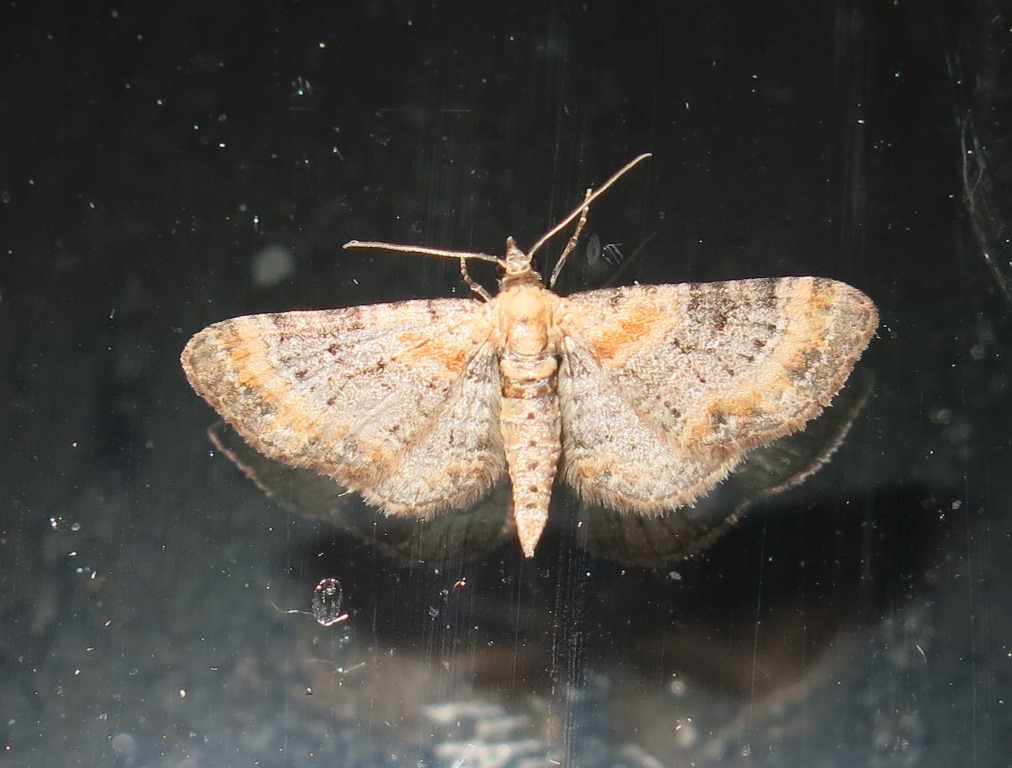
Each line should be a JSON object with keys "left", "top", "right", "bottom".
{"left": 555, "top": 278, "right": 877, "bottom": 513}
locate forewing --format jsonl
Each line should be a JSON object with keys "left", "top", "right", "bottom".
{"left": 556, "top": 278, "right": 877, "bottom": 512}
{"left": 181, "top": 299, "right": 506, "bottom": 515}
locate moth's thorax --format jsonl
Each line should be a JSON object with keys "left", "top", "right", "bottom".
{"left": 495, "top": 282, "right": 561, "bottom": 360}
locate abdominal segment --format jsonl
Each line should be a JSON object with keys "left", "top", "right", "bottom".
{"left": 498, "top": 354, "right": 561, "bottom": 558}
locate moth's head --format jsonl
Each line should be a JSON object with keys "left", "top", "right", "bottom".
{"left": 500, "top": 236, "right": 542, "bottom": 286}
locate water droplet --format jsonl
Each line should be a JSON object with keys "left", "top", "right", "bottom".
{"left": 312, "top": 578, "right": 347, "bottom": 626}
{"left": 110, "top": 733, "right": 137, "bottom": 757}
{"left": 251, "top": 244, "right": 295, "bottom": 288}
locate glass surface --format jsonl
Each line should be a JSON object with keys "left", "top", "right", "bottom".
{"left": 1, "top": 2, "right": 1008, "bottom": 766}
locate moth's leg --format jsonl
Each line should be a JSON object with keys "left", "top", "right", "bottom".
{"left": 550, "top": 188, "right": 593, "bottom": 288}
{"left": 460, "top": 256, "right": 493, "bottom": 301}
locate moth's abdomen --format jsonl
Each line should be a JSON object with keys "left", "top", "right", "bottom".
{"left": 499, "top": 354, "right": 561, "bottom": 557}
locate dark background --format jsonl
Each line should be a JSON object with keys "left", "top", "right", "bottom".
{"left": 1, "top": 1, "right": 1009, "bottom": 766}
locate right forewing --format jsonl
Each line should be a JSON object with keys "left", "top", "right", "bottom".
{"left": 181, "top": 299, "right": 506, "bottom": 516}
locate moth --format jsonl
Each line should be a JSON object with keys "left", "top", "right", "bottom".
{"left": 181, "top": 154, "right": 878, "bottom": 558}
